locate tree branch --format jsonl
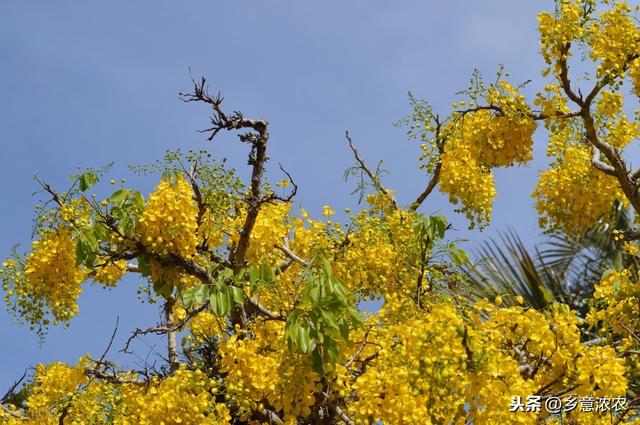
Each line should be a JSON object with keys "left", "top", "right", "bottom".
{"left": 180, "top": 76, "right": 271, "bottom": 273}
{"left": 0, "top": 403, "right": 25, "bottom": 419}
{"left": 345, "top": 130, "right": 399, "bottom": 210}
{"left": 591, "top": 148, "right": 616, "bottom": 177}
{"left": 276, "top": 240, "right": 309, "bottom": 267}
{"left": 410, "top": 118, "right": 444, "bottom": 211}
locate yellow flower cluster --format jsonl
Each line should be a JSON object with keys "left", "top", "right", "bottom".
{"left": 631, "top": 59, "right": 640, "bottom": 96}
{"left": 59, "top": 198, "right": 92, "bottom": 229}
{"left": 534, "top": 84, "right": 570, "bottom": 129}
{"left": 575, "top": 346, "right": 628, "bottom": 397}
{"left": 587, "top": 269, "right": 640, "bottom": 344}
{"left": 603, "top": 115, "right": 640, "bottom": 148}
{"left": 333, "top": 208, "right": 423, "bottom": 299}
{"left": 350, "top": 301, "right": 468, "bottom": 424}
{"left": 437, "top": 82, "right": 535, "bottom": 227}
{"left": 137, "top": 176, "right": 199, "bottom": 258}
{"left": 623, "top": 241, "right": 640, "bottom": 256}
{"left": 22, "top": 228, "right": 85, "bottom": 325}
{"left": 189, "top": 310, "right": 224, "bottom": 342}
{"left": 532, "top": 143, "right": 627, "bottom": 234}
{"left": 482, "top": 82, "right": 536, "bottom": 167}
{"left": 26, "top": 358, "right": 89, "bottom": 413}
{"left": 597, "top": 91, "right": 623, "bottom": 118}
{"left": 197, "top": 209, "right": 229, "bottom": 251}
{"left": 232, "top": 202, "right": 291, "bottom": 264}
{"left": 589, "top": 2, "right": 640, "bottom": 78}
{"left": 219, "top": 320, "right": 321, "bottom": 421}
{"left": 537, "top": 1, "right": 583, "bottom": 70}
{"left": 120, "top": 367, "right": 230, "bottom": 424}
{"left": 93, "top": 257, "right": 127, "bottom": 287}
{"left": 439, "top": 141, "right": 496, "bottom": 226}
{"left": 8, "top": 357, "right": 116, "bottom": 424}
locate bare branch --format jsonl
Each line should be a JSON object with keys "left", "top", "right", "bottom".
{"left": 345, "top": 130, "right": 399, "bottom": 210}
{"left": 246, "top": 297, "right": 285, "bottom": 321}
{"left": 623, "top": 228, "right": 640, "bottom": 241}
{"left": 97, "top": 317, "right": 119, "bottom": 365}
{"left": 1, "top": 370, "right": 28, "bottom": 405}
{"left": 591, "top": 148, "right": 616, "bottom": 177}
{"left": 276, "top": 241, "right": 309, "bottom": 267}
{"left": 530, "top": 110, "right": 581, "bottom": 120}
{"left": 328, "top": 400, "right": 355, "bottom": 425}
{"left": 351, "top": 352, "right": 379, "bottom": 379}
{"left": 179, "top": 76, "right": 270, "bottom": 275}
{"left": 120, "top": 301, "right": 210, "bottom": 354}
{"left": 34, "top": 176, "right": 63, "bottom": 207}
{"left": 187, "top": 161, "right": 207, "bottom": 227}
{"left": 85, "top": 363, "right": 146, "bottom": 385}
{"left": 1, "top": 403, "right": 25, "bottom": 419}
{"left": 410, "top": 118, "right": 444, "bottom": 211}
{"left": 558, "top": 43, "right": 584, "bottom": 106}
{"left": 345, "top": 330, "right": 370, "bottom": 368}
{"left": 164, "top": 297, "right": 179, "bottom": 372}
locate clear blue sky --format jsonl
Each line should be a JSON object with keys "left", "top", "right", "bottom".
{"left": 0, "top": 0, "right": 553, "bottom": 387}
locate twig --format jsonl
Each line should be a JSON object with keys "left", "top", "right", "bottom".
{"left": 1, "top": 369, "right": 28, "bottom": 404}
{"left": 410, "top": 118, "right": 444, "bottom": 211}
{"left": 0, "top": 403, "right": 25, "bottom": 419}
{"left": 98, "top": 317, "right": 119, "bottom": 364}
{"left": 276, "top": 241, "right": 309, "bottom": 267}
{"left": 345, "top": 130, "right": 399, "bottom": 210}
{"left": 591, "top": 148, "right": 616, "bottom": 177}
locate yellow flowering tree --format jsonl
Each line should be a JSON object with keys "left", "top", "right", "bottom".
{"left": 2, "top": 1, "right": 640, "bottom": 424}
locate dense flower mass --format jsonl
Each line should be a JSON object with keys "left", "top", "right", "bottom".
{"left": 532, "top": 143, "right": 627, "bottom": 234}
{"left": 137, "top": 175, "right": 199, "bottom": 258}
{"left": 588, "top": 2, "right": 640, "bottom": 78}
{"left": 93, "top": 257, "right": 127, "bottom": 287}
{"left": 434, "top": 80, "right": 535, "bottom": 227}
{"left": 1, "top": 228, "right": 85, "bottom": 328}
{"left": 439, "top": 141, "right": 496, "bottom": 226}
{"left": 3, "top": 1, "right": 640, "bottom": 423}
{"left": 537, "top": 1, "right": 583, "bottom": 70}
{"left": 118, "top": 367, "right": 231, "bottom": 424}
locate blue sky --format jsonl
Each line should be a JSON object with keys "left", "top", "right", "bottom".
{"left": 0, "top": 0, "right": 554, "bottom": 387}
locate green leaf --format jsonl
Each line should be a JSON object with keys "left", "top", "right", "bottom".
{"left": 78, "top": 171, "right": 98, "bottom": 192}
{"left": 137, "top": 255, "right": 151, "bottom": 277}
{"left": 209, "top": 286, "right": 233, "bottom": 316}
{"left": 230, "top": 286, "right": 245, "bottom": 304}
{"left": 319, "top": 309, "right": 339, "bottom": 330}
{"left": 538, "top": 284, "right": 554, "bottom": 304}
{"left": 312, "top": 347, "right": 325, "bottom": 375}
{"left": 75, "top": 240, "right": 88, "bottom": 267}
{"left": 450, "top": 246, "right": 469, "bottom": 265}
{"left": 75, "top": 230, "right": 98, "bottom": 268}
{"left": 153, "top": 279, "right": 174, "bottom": 299}
{"left": 182, "top": 284, "right": 206, "bottom": 307}
{"left": 118, "top": 215, "right": 132, "bottom": 235}
{"left": 249, "top": 267, "right": 260, "bottom": 294}
{"left": 93, "top": 221, "right": 109, "bottom": 241}
{"left": 320, "top": 257, "right": 332, "bottom": 279}
{"left": 109, "top": 189, "right": 131, "bottom": 208}
{"left": 339, "top": 320, "right": 351, "bottom": 342}
{"left": 131, "top": 191, "right": 146, "bottom": 213}
{"left": 259, "top": 262, "right": 275, "bottom": 284}
{"left": 324, "top": 338, "right": 340, "bottom": 362}
{"left": 347, "top": 306, "right": 364, "bottom": 324}
{"left": 297, "top": 324, "right": 312, "bottom": 354}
